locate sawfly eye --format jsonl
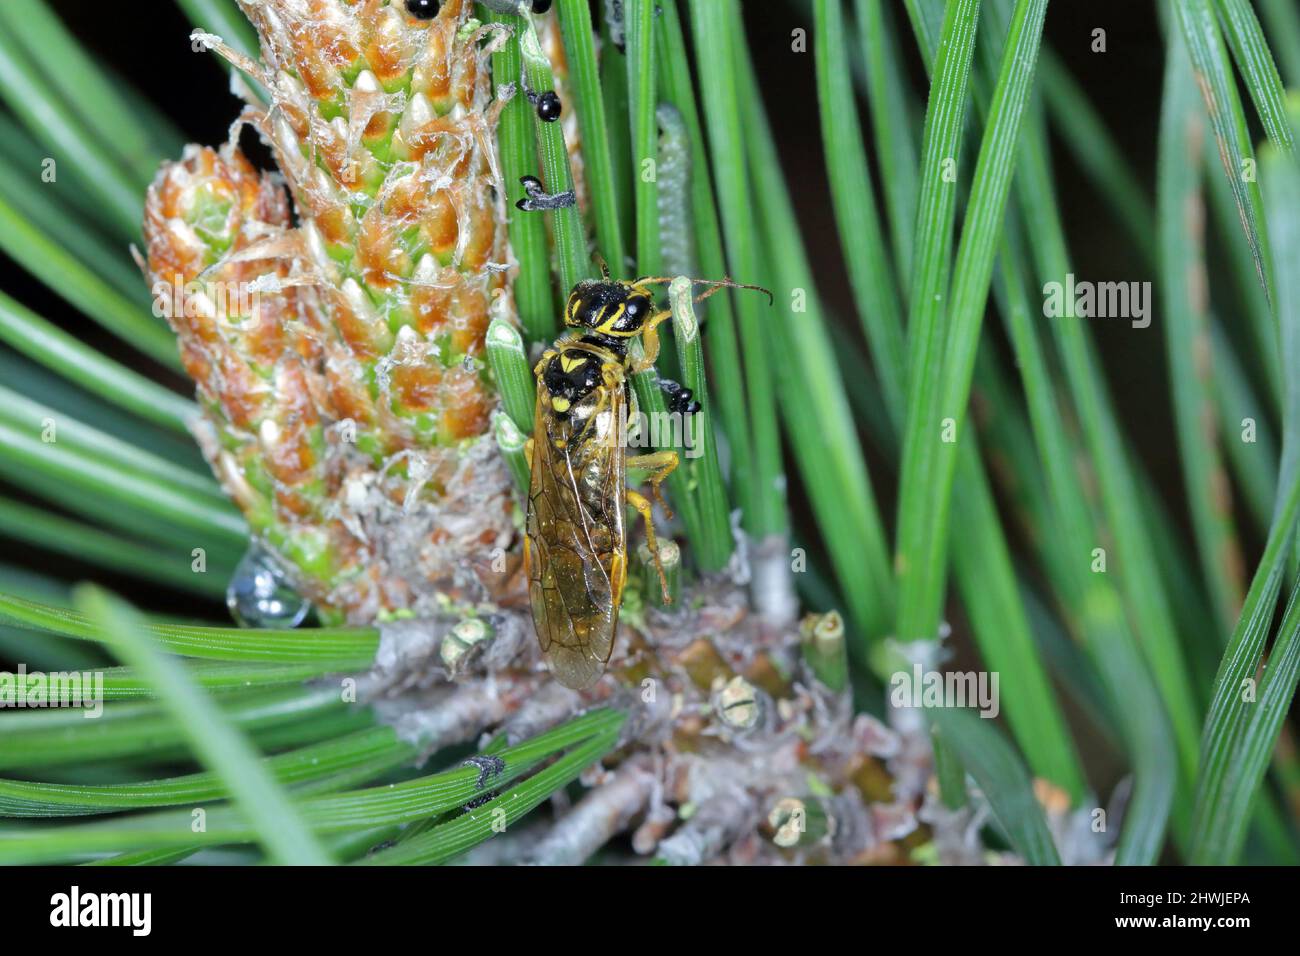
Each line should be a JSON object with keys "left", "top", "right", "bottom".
{"left": 622, "top": 295, "right": 650, "bottom": 328}
{"left": 405, "top": 0, "right": 440, "bottom": 20}
{"left": 531, "top": 0, "right": 554, "bottom": 12}
{"left": 576, "top": 296, "right": 600, "bottom": 327}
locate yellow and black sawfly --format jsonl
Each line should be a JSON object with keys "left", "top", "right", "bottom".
{"left": 524, "top": 272, "right": 769, "bottom": 689}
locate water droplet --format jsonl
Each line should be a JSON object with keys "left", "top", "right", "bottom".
{"left": 226, "top": 542, "right": 311, "bottom": 628}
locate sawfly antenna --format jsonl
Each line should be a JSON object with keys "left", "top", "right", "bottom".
{"left": 631, "top": 275, "right": 774, "bottom": 306}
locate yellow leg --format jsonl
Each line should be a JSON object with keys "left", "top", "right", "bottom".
{"left": 627, "top": 450, "right": 678, "bottom": 519}
{"left": 628, "top": 309, "right": 672, "bottom": 374}
{"left": 626, "top": 449, "right": 677, "bottom": 605}
{"left": 626, "top": 488, "right": 670, "bottom": 604}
